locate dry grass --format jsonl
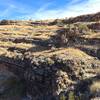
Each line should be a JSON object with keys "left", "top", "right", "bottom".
{"left": 82, "top": 32, "right": 100, "bottom": 39}
{"left": 0, "top": 25, "right": 57, "bottom": 40}
{"left": 90, "top": 81, "right": 100, "bottom": 93}
{"left": 32, "top": 47, "right": 92, "bottom": 59}
{"left": 0, "top": 22, "right": 99, "bottom": 59}
{"left": 0, "top": 41, "right": 33, "bottom": 49}
{"left": 0, "top": 48, "right": 8, "bottom": 55}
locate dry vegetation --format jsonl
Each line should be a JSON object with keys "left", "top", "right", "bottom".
{"left": 0, "top": 12, "right": 100, "bottom": 100}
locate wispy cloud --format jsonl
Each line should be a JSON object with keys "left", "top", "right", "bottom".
{"left": 0, "top": 4, "right": 16, "bottom": 17}
{"left": 0, "top": 0, "right": 33, "bottom": 19}
{"left": 0, "top": 0, "right": 100, "bottom": 20}
{"left": 19, "top": 0, "right": 100, "bottom": 20}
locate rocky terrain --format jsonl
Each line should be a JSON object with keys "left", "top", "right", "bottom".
{"left": 0, "top": 12, "right": 100, "bottom": 100}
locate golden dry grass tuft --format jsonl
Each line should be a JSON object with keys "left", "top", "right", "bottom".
{"left": 90, "top": 81, "right": 100, "bottom": 93}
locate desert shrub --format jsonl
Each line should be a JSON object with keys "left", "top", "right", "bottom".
{"left": 56, "top": 20, "right": 64, "bottom": 27}
{"left": 0, "top": 19, "right": 10, "bottom": 25}
{"left": 90, "top": 80, "right": 100, "bottom": 96}
{"left": 75, "top": 24, "right": 91, "bottom": 35}
{"left": 0, "top": 20, "right": 16, "bottom": 25}
{"left": 88, "top": 23, "right": 100, "bottom": 31}
{"left": 75, "top": 94, "right": 82, "bottom": 100}
{"left": 54, "top": 25, "right": 81, "bottom": 46}
{"left": 68, "top": 91, "right": 75, "bottom": 100}
{"left": 78, "top": 24, "right": 89, "bottom": 30}
{"left": 59, "top": 93, "right": 66, "bottom": 100}
{"left": 48, "top": 19, "right": 64, "bottom": 26}
{"left": 48, "top": 19, "right": 58, "bottom": 25}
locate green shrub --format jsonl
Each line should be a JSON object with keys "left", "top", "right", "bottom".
{"left": 59, "top": 93, "right": 66, "bottom": 100}
{"left": 68, "top": 91, "right": 75, "bottom": 100}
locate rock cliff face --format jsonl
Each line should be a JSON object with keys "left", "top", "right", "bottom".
{"left": 0, "top": 12, "right": 100, "bottom": 100}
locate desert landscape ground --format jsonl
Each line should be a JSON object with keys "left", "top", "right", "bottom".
{"left": 0, "top": 12, "right": 100, "bottom": 100}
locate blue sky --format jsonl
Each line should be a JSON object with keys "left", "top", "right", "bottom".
{"left": 0, "top": 0, "right": 100, "bottom": 20}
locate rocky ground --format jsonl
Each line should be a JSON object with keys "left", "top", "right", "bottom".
{"left": 0, "top": 12, "right": 100, "bottom": 100}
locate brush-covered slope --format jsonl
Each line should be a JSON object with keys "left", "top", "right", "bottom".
{"left": 0, "top": 12, "right": 100, "bottom": 100}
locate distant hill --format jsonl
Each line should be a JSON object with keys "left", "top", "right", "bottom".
{"left": 63, "top": 12, "right": 100, "bottom": 23}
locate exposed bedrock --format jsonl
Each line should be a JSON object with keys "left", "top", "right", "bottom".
{"left": 0, "top": 51, "right": 100, "bottom": 100}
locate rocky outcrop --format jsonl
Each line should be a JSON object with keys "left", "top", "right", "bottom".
{"left": 0, "top": 12, "right": 100, "bottom": 100}
{"left": 0, "top": 47, "right": 100, "bottom": 100}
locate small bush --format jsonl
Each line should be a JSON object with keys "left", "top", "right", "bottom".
{"left": 59, "top": 93, "right": 66, "bottom": 100}
{"left": 0, "top": 20, "right": 10, "bottom": 25}
{"left": 68, "top": 91, "right": 75, "bottom": 100}
{"left": 90, "top": 81, "right": 100, "bottom": 94}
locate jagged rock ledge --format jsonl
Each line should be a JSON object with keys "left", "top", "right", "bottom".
{"left": 0, "top": 47, "right": 100, "bottom": 100}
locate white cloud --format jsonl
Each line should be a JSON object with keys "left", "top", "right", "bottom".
{"left": 0, "top": 0, "right": 100, "bottom": 20}
{"left": 0, "top": 0, "right": 33, "bottom": 18}
{"left": 19, "top": 0, "right": 100, "bottom": 20}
